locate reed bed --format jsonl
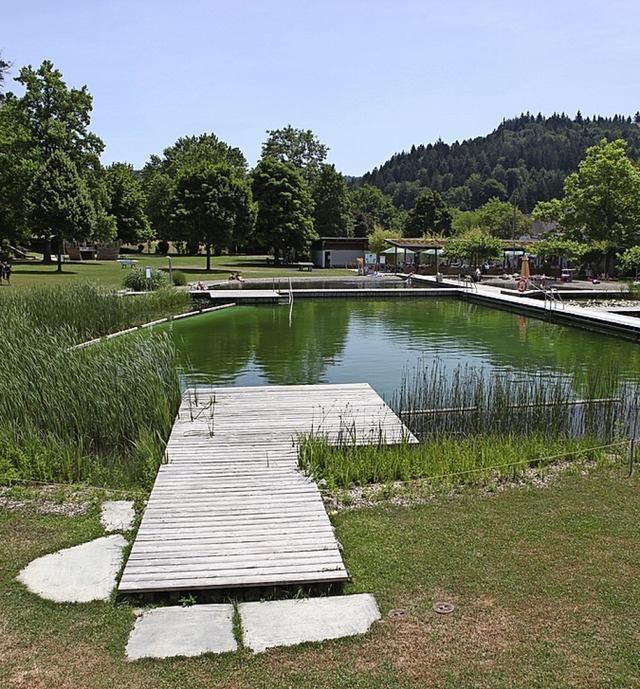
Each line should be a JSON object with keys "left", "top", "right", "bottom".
{"left": 0, "top": 284, "right": 184, "bottom": 488}
{"left": 0, "top": 281, "right": 190, "bottom": 343}
{"left": 298, "top": 433, "right": 613, "bottom": 490}
{"left": 299, "top": 360, "right": 639, "bottom": 489}
{"left": 392, "top": 360, "right": 636, "bottom": 441}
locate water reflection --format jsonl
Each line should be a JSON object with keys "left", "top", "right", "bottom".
{"left": 165, "top": 300, "right": 640, "bottom": 398}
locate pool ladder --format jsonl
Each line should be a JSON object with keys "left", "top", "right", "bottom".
{"left": 528, "top": 281, "right": 564, "bottom": 310}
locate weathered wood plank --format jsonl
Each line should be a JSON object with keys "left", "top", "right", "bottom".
{"left": 119, "top": 383, "right": 415, "bottom": 595}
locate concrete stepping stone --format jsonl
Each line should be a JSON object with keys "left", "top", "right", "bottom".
{"left": 17, "top": 534, "right": 127, "bottom": 603}
{"left": 126, "top": 604, "right": 237, "bottom": 660}
{"left": 101, "top": 500, "right": 135, "bottom": 532}
{"left": 240, "top": 593, "right": 381, "bottom": 653}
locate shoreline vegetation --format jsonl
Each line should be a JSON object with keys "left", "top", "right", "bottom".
{"left": 0, "top": 283, "right": 190, "bottom": 489}
{"left": 299, "top": 360, "right": 637, "bottom": 491}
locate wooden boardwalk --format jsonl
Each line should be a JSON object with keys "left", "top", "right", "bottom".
{"left": 119, "top": 384, "right": 416, "bottom": 595}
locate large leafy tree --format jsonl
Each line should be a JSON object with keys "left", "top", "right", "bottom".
{"left": 261, "top": 125, "right": 328, "bottom": 182}
{"left": 312, "top": 164, "right": 353, "bottom": 237}
{"left": 477, "top": 197, "right": 530, "bottom": 239}
{"left": 169, "top": 161, "right": 255, "bottom": 271}
{"left": 251, "top": 158, "right": 316, "bottom": 265}
{"left": 141, "top": 133, "right": 247, "bottom": 243}
{"left": 8, "top": 60, "right": 110, "bottom": 261}
{"left": 26, "top": 150, "right": 96, "bottom": 271}
{"left": 14, "top": 61, "right": 104, "bottom": 169}
{"left": 404, "top": 189, "right": 452, "bottom": 237}
{"left": 104, "top": 163, "right": 153, "bottom": 245}
{"left": 561, "top": 138, "right": 640, "bottom": 248}
{"left": 0, "top": 96, "right": 36, "bottom": 245}
{"left": 350, "top": 185, "right": 398, "bottom": 237}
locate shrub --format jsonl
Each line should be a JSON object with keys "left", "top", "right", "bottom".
{"left": 172, "top": 270, "right": 187, "bottom": 286}
{"left": 123, "top": 267, "right": 170, "bottom": 291}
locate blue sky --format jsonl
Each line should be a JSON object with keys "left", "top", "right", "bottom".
{"left": 4, "top": 0, "right": 640, "bottom": 175}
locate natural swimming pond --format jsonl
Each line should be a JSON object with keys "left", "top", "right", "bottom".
{"left": 164, "top": 299, "right": 640, "bottom": 400}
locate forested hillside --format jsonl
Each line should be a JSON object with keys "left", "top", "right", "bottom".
{"left": 360, "top": 113, "right": 640, "bottom": 213}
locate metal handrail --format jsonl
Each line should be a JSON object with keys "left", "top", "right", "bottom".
{"left": 458, "top": 275, "right": 478, "bottom": 292}
{"left": 526, "top": 280, "right": 564, "bottom": 309}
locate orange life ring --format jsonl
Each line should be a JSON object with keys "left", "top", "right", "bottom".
{"left": 517, "top": 278, "right": 528, "bottom": 293}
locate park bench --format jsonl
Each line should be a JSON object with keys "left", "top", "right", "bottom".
{"left": 118, "top": 258, "right": 138, "bottom": 268}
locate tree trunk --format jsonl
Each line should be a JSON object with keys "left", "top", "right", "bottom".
{"left": 206, "top": 244, "right": 211, "bottom": 272}
{"left": 42, "top": 237, "right": 53, "bottom": 264}
{"left": 56, "top": 237, "right": 64, "bottom": 273}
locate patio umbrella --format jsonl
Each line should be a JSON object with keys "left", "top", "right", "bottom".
{"left": 381, "top": 247, "right": 416, "bottom": 257}
{"left": 520, "top": 254, "right": 531, "bottom": 279}
{"left": 381, "top": 247, "right": 416, "bottom": 263}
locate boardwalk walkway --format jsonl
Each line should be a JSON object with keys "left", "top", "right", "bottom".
{"left": 119, "top": 383, "right": 416, "bottom": 596}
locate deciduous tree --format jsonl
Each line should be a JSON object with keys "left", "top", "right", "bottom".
{"left": 312, "top": 164, "right": 353, "bottom": 237}
{"left": 169, "top": 161, "right": 255, "bottom": 271}
{"left": 561, "top": 139, "right": 640, "bottom": 248}
{"left": 445, "top": 229, "right": 503, "bottom": 266}
{"left": 477, "top": 197, "right": 530, "bottom": 239}
{"left": 26, "top": 150, "right": 96, "bottom": 271}
{"left": 251, "top": 158, "right": 315, "bottom": 265}
{"left": 261, "top": 125, "right": 328, "bottom": 182}
{"left": 141, "top": 133, "right": 248, "bottom": 244}
{"left": 350, "top": 185, "right": 397, "bottom": 237}
{"left": 105, "top": 163, "right": 153, "bottom": 245}
{"left": 11, "top": 60, "right": 108, "bottom": 261}
{"left": 404, "top": 189, "right": 452, "bottom": 237}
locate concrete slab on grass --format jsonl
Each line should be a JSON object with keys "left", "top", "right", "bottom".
{"left": 126, "top": 604, "right": 237, "bottom": 660}
{"left": 240, "top": 594, "right": 381, "bottom": 653}
{"left": 101, "top": 500, "right": 135, "bottom": 532}
{"left": 17, "top": 534, "right": 127, "bottom": 603}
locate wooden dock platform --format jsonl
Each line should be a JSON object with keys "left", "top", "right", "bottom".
{"left": 119, "top": 384, "right": 416, "bottom": 596}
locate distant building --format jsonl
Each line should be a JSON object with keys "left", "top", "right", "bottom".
{"left": 311, "top": 237, "right": 368, "bottom": 268}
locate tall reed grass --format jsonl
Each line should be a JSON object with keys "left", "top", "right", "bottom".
{"left": 0, "top": 281, "right": 190, "bottom": 343}
{"left": 392, "top": 360, "right": 636, "bottom": 441}
{"left": 0, "top": 284, "right": 185, "bottom": 488}
{"left": 299, "top": 360, "right": 639, "bottom": 489}
{"left": 299, "top": 433, "right": 612, "bottom": 490}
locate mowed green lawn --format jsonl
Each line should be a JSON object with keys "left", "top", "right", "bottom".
{"left": 6, "top": 254, "right": 354, "bottom": 289}
{"left": 1, "top": 465, "right": 639, "bottom": 689}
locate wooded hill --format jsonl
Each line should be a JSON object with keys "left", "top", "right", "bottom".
{"left": 360, "top": 113, "right": 640, "bottom": 213}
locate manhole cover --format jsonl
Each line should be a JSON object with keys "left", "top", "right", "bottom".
{"left": 433, "top": 602, "right": 455, "bottom": 615}
{"left": 389, "top": 608, "right": 408, "bottom": 618}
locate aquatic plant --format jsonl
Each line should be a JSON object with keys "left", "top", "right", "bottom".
{"left": 299, "top": 360, "right": 638, "bottom": 489}
{"left": 0, "top": 284, "right": 184, "bottom": 488}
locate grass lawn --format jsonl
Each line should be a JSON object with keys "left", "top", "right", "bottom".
{"left": 6, "top": 254, "right": 355, "bottom": 289}
{"left": 1, "top": 465, "right": 639, "bottom": 688}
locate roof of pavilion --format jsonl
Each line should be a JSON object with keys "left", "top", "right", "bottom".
{"left": 386, "top": 238, "right": 446, "bottom": 251}
{"left": 386, "top": 238, "right": 539, "bottom": 252}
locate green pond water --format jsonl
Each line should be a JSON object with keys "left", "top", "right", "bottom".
{"left": 164, "top": 299, "right": 640, "bottom": 400}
